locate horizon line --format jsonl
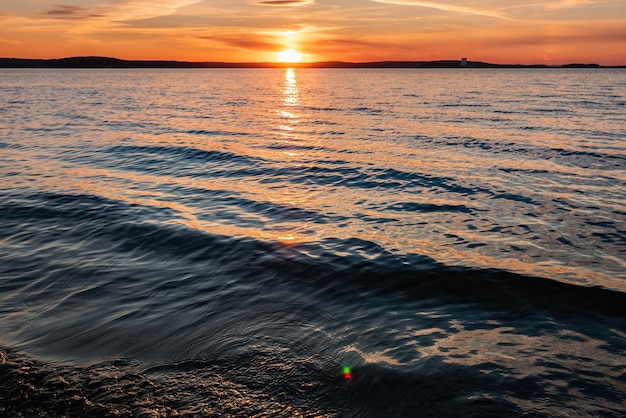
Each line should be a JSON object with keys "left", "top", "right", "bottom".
{"left": 1, "top": 56, "right": 624, "bottom": 69}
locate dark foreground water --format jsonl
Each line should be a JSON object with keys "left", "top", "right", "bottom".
{"left": 1, "top": 68, "right": 625, "bottom": 417}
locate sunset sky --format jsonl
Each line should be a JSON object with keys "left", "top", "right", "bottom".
{"left": 1, "top": 0, "right": 625, "bottom": 64}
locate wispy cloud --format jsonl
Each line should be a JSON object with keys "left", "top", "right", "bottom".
{"left": 548, "top": 0, "right": 594, "bottom": 9}
{"left": 502, "top": 0, "right": 596, "bottom": 12}
{"left": 484, "top": 24, "right": 626, "bottom": 46}
{"left": 303, "top": 37, "right": 396, "bottom": 53}
{"left": 252, "top": 0, "right": 314, "bottom": 6}
{"left": 41, "top": 5, "right": 106, "bottom": 20}
{"left": 34, "top": 0, "right": 202, "bottom": 23}
{"left": 109, "top": 0, "right": 202, "bottom": 21}
{"left": 370, "top": 0, "right": 512, "bottom": 20}
{"left": 200, "top": 33, "right": 283, "bottom": 51}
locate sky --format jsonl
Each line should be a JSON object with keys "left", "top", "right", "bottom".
{"left": 1, "top": 0, "right": 625, "bottom": 64}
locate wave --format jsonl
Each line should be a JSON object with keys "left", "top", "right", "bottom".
{"left": 2, "top": 271, "right": 625, "bottom": 418}
{"left": 417, "top": 135, "right": 626, "bottom": 170}
{"left": 105, "top": 144, "right": 261, "bottom": 166}
{"left": 95, "top": 145, "right": 544, "bottom": 209}
{"left": 2, "top": 191, "right": 624, "bottom": 318}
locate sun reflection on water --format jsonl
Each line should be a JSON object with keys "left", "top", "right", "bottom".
{"left": 282, "top": 68, "right": 299, "bottom": 107}
{"left": 279, "top": 68, "right": 300, "bottom": 143}
{"left": 271, "top": 68, "right": 315, "bottom": 245}
{"left": 276, "top": 68, "right": 303, "bottom": 158}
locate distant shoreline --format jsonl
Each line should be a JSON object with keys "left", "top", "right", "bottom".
{"left": 1, "top": 56, "right": 624, "bottom": 69}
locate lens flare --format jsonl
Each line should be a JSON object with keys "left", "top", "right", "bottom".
{"left": 342, "top": 365, "right": 352, "bottom": 379}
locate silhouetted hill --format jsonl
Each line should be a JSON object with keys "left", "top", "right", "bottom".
{"left": 0, "top": 56, "right": 619, "bottom": 69}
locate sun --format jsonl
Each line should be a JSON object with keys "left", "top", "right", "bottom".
{"left": 277, "top": 49, "right": 303, "bottom": 63}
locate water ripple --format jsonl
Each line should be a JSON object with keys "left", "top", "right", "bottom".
{"left": 1, "top": 68, "right": 625, "bottom": 417}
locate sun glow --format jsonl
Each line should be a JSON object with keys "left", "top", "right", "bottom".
{"left": 277, "top": 49, "right": 303, "bottom": 63}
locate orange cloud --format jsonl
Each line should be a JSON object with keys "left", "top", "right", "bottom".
{"left": 200, "top": 33, "right": 283, "bottom": 52}
{"left": 41, "top": 5, "right": 106, "bottom": 20}
{"left": 252, "top": 0, "right": 314, "bottom": 6}
{"left": 370, "top": 0, "right": 512, "bottom": 20}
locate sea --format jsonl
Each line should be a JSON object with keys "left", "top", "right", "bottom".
{"left": 0, "top": 68, "right": 625, "bottom": 417}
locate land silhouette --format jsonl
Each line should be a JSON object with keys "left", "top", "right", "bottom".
{"left": 0, "top": 56, "right": 616, "bottom": 69}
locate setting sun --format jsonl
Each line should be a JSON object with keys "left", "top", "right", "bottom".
{"left": 277, "top": 49, "right": 303, "bottom": 63}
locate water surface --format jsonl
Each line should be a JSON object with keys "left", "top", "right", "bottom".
{"left": 1, "top": 68, "right": 625, "bottom": 417}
